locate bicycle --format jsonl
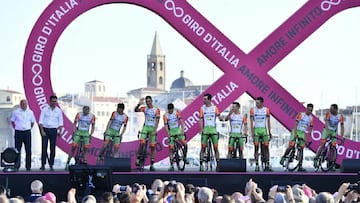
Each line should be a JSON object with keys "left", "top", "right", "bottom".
{"left": 137, "top": 131, "right": 150, "bottom": 171}
{"left": 203, "top": 133, "right": 218, "bottom": 171}
{"left": 314, "top": 136, "right": 344, "bottom": 172}
{"left": 75, "top": 135, "right": 86, "bottom": 165}
{"left": 96, "top": 134, "right": 116, "bottom": 165}
{"left": 256, "top": 134, "right": 268, "bottom": 171}
{"left": 170, "top": 135, "right": 187, "bottom": 171}
{"left": 229, "top": 135, "right": 247, "bottom": 159}
{"left": 281, "top": 137, "right": 305, "bottom": 172}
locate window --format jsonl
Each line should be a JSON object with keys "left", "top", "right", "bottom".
{"left": 6, "top": 96, "right": 10, "bottom": 102}
{"left": 160, "top": 62, "right": 163, "bottom": 71}
{"left": 159, "top": 76, "right": 163, "bottom": 84}
{"left": 151, "top": 62, "right": 156, "bottom": 71}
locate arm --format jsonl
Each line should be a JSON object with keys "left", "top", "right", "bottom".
{"left": 73, "top": 113, "right": 79, "bottom": 133}
{"left": 250, "top": 108, "right": 254, "bottom": 137}
{"left": 163, "top": 114, "right": 170, "bottom": 136}
{"left": 266, "top": 108, "right": 271, "bottom": 136}
{"left": 57, "top": 109, "right": 64, "bottom": 134}
{"left": 39, "top": 109, "right": 46, "bottom": 136}
{"left": 152, "top": 109, "right": 160, "bottom": 135}
{"left": 199, "top": 108, "right": 204, "bottom": 132}
{"left": 340, "top": 115, "right": 345, "bottom": 138}
{"left": 120, "top": 117, "right": 128, "bottom": 137}
{"left": 134, "top": 98, "right": 144, "bottom": 112}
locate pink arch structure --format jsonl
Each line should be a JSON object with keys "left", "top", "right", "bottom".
{"left": 23, "top": 0, "right": 360, "bottom": 167}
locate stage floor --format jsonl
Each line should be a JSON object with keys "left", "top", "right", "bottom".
{"left": 1, "top": 165, "right": 358, "bottom": 201}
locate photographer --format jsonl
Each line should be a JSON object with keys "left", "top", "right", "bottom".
{"left": 162, "top": 181, "right": 186, "bottom": 203}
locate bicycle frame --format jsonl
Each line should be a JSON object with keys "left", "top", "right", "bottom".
{"left": 284, "top": 137, "right": 305, "bottom": 172}
{"left": 203, "top": 133, "right": 218, "bottom": 171}
{"left": 137, "top": 132, "right": 150, "bottom": 171}
{"left": 316, "top": 136, "right": 344, "bottom": 172}
{"left": 171, "top": 137, "right": 186, "bottom": 171}
{"left": 75, "top": 135, "right": 85, "bottom": 165}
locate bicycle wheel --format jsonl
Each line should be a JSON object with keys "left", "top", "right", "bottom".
{"left": 175, "top": 142, "right": 186, "bottom": 171}
{"left": 75, "top": 142, "right": 83, "bottom": 165}
{"left": 286, "top": 147, "right": 300, "bottom": 172}
{"left": 320, "top": 148, "right": 331, "bottom": 172}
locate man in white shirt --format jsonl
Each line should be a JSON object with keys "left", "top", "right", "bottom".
{"left": 10, "top": 99, "right": 36, "bottom": 171}
{"left": 38, "top": 95, "right": 64, "bottom": 171}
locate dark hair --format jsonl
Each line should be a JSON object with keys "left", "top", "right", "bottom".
{"left": 331, "top": 104, "right": 338, "bottom": 110}
{"left": 307, "top": 103, "right": 314, "bottom": 108}
{"left": 204, "top": 93, "right": 212, "bottom": 100}
{"left": 145, "top": 96, "right": 152, "bottom": 101}
{"left": 256, "top": 97, "right": 264, "bottom": 103}
{"left": 49, "top": 95, "right": 57, "bottom": 100}
{"left": 232, "top": 102, "right": 240, "bottom": 108}
{"left": 167, "top": 103, "right": 174, "bottom": 110}
{"left": 83, "top": 106, "right": 90, "bottom": 111}
{"left": 117, "top": 103, "right": 125, "bottom": 109}
{"left": 0, "top": 185, "right": 6, "bottom": 196}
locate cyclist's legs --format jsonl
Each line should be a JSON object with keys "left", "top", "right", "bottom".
{"left": 238, "top": 135, "right": 245, "bottom": 159}
{"left": 254, "top": 128, "right": 267, "bottom": 164}
{"left": 67, "top": 133, "right": 80, "bottom": 163}
{"left": 283, "top": 130, "right": 297, "bottom": 157}
{"left": 297, "top": 131, "right": 306, "bottom": 166}
{"left": 200, "top": 131, "right": 210, "bottom": 165}
{"left": 315, "top": 128, "right": 328, "bottom": 158}
{"left": 330, "top": 132, "right": 337, "bottom": 163}
{"left": 78, "top": 133, "right": 90, "bottom": 163}
{"left": 137, "top": 127, "right": 150, "bottom": 158}
{"left": 228, "top": 135, "right": 236, "bottom": 158}
{"left": 112, "top": 135, "right": 122, "bottom": 158}
{"left": 210, "top": 132, "right": 220, "bottom": 163}
{"left": 168, "top": 131, "right": 177, "bottom": 165}
{"left": 100, "top": 129, "right": 117, "bottom": 157}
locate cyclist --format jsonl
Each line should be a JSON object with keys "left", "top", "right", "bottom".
{"left": 98, "top": 103, "right": 128, "bottom": 161}
{"left": 163, "top": 103, "right": 188, "bottom": 171}
{"left": 199, "top": 93, "right": 220, "bottom": 171}
{"left": 224, "top": 102, "right": 248, "bottom": 159}
{"left": 250, "top": 96, "right": 272, "bottom": 172}
{"left": 65, "top": 106, "right": 95, "bottom": 169}
{"left": 280, "top": 103, "right": 315, "bottom": 172}
{"left": 134, "top": 96, "right": 160, "bottom": 171}
{"left": 313, "top": 104, "right": 344, "bottom": 171}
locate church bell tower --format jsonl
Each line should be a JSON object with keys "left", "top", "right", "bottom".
{"left": 147, "top": 32, "right": 166, "bottom": 90}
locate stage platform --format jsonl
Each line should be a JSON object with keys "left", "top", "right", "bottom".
{"left": 1, "top": 166, "right": 359, "bottom": 201}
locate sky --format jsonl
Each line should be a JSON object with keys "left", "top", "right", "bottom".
{"left": 1, "top": 0, "right": 359, "bottom": 109}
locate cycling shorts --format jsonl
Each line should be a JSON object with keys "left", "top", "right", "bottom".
{"left": 289, "top": 130, "right": 306, "bottom": 147}
{"left": 253, "top": 127, "right": 270, "bottom": 143}
{"left": 228, "top": 133, "right": 245, "bottom": 148}
{"left": 201, "top": 126, "right": 218, "bottom": 146}
{"left": 139, "top": 125, "right": 157, "bottom": 146}
{"left": 104, "top": 128, "right": 122, "bottom": 145}
{"left": 73, "top": 130, "right": 90, "bottom": 145}
{"left": 321, "top": 128, "right": 337, "bottom": 144}
{"left": 168, "top": 127, "right": 186, "bottom": 146}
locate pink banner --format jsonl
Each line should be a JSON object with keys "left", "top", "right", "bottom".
{"left": 23, "top": 0, "right": 360, "bottom": 167}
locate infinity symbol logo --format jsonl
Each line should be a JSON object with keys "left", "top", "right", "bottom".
{"left": 164, "top": 0, "right": 184, "bottom": 17}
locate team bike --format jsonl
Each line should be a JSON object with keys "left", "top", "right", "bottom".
{"left": 170, "top": 134, "right": 187, "bottom": 171}
{"left": 229, "top": 135, "right": 248, "bottom": 159}
{"left": 75, "top": 135, "right": 86, "bottom": 165}
{"left": 314, "top": 136, "right": 344, "bottom": 172}
{"left": 96, "top": 134, "right": 116, "bottom": 165}
{"left": 256, "top": 134, "right": 268, "bottom": 171}
{"left": 203, "top": 133, "right": 218, "bottom": 171}
{"left": 281, "top": 136, "right": 306, "bottom": 172}
{"left": 137, "top": 131, "right": 150, "bottom": 171}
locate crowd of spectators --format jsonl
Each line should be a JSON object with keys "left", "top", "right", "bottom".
{"left": 0, "top": 178, "right": 359, "bottom": 203}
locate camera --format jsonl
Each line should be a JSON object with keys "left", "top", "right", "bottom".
{"left": 120, "top": 186, "right": 127, "bottom": 192}
{"left": 277, "top": 186, "right": 287, "bottom": 192}
{"left": 347, "top": 181, "right": 360, "bottom": 193}
{"left": 165, "top": 181, "right": 177, "bottom": 193}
